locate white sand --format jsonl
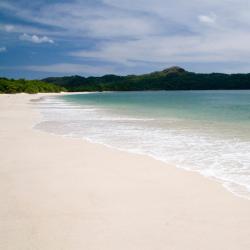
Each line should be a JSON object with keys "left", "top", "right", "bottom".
{"left": 0, "top": 93, "right": 250, "bottom": 250}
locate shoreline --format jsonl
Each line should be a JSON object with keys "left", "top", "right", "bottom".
{"left": 36, "top": 92, "right": 250, "bottom": 201}
{"left": 1, "top": 93, "right": 250, "bottom": 249}
{"left": 36, "top": 123, "right": 250, "bottom": 201}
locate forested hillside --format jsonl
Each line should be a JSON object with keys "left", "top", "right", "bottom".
{"left": 42, "top": 67, "right": 250, "bottom": 92}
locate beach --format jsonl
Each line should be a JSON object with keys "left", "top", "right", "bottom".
{"left": 0, "top": 93, "right": 250, "bottom": 250}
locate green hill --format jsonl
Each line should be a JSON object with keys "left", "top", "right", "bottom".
{"left": 2, "top": 66, "right": 250, "bottom": 93}
{"left": 42, "top": 66, "right": 250, "bottom": 92}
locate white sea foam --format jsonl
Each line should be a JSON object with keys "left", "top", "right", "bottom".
{"left": 34, "top": 96, "right": 250, "bottom": 200}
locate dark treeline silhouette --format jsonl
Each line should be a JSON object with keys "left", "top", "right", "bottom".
{"left": 2, "top": 66, "right": 250, "bottom": 93}
{"left": 42, "top": 66, "right": 250, "bottom": 92}
{"left": 0, "top": 78, "right": 65, "bottom": 94}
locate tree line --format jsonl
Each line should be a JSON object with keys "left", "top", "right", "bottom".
{"left": 0, "top": 78, "right": 65, "bottom": 94}
{"left": 2, "top": 67, "right": 250, "bottom": 93}
{"left": 42, "top": 67, "right": 250, "bottom": 92}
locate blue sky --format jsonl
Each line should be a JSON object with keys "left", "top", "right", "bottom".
{"left": 1, "top": 0, "right": 250, "bottom": 78}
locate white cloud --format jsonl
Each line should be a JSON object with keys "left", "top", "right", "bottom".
{"left": 4, "top": 24, "right": 14, "bottom": 32}
{"left": 0, "top": 63, "right": 116, "bottom": 75}
{"left": 0, "top": 46, "right": 7, "bottom": 53}
{"left": 84, "top": 17, "right": 159, "bottom": 38}
{"left": 2, "top": 0, "right": 250, "bottom": 72}
{"left": 0, "top": 1, "right": 166, "bottom": 39}
{"left": 71, "top": 30, "right": 250, "bottom": 65}
{"left": 198, "top": 14, "right": 216, "bottom": 24}
{"left": 19, "top": 33, "right": 54, "bottom": 44}
{"left": 0, "top": 23, "right": 54, "bottom": 36}
{"left": 22, "top": 63, "right": 115, "bottom": 75}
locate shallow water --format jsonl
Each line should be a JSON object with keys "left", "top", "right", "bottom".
{"left": 34, "top": 91, "right": 250, "bottom": 199}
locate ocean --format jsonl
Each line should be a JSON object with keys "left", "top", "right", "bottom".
{"left": 34, "top": 91, "right": 250, "bottom": 199}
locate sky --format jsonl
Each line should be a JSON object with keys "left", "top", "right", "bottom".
{"left": 1, "top": 0, "right": 250, "bottom": 78}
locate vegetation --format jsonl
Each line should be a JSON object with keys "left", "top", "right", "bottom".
{"left": 2, "top": 66, "right": 250, "bottom": 93}
{"left": 0, "top": 78, "right": 65, "bottom": 94}
{"left": 42, "top": 66, "right": 250, "bottom": 92}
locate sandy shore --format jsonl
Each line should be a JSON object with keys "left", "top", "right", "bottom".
{"left": 0, "top": 93, "right": 250, "bottom": 250}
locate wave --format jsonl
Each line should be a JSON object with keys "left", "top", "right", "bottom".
{"left": 33, "top": 95, "right": 250, "bottom": 200}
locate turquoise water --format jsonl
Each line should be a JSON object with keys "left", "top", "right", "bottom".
{"left": 35, "top": 91, "right": 250, "bottom": 199}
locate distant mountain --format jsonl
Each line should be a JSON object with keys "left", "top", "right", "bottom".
{"left": 148, "top": 66, "right": 186, "bottom": 76}
{"left": 42, "top": 66, "right": 250, "bottom": 92}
